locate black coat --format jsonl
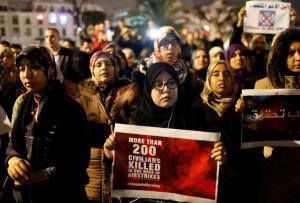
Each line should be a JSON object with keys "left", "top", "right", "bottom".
{"left": 192, "top": 99, "right": 242, "bottom": 203}
{"left": 57, "top": 47, "right": 81, "bottom": 82}
{"left": 6, "top": 82, "right": 89, "bottom": 203}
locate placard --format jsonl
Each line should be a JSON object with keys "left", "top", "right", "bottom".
{"left": 241, "top": 89, "right": 300, "bottom": 149}
{"left": 112, "top": 124, "right": 221, "bottom": 203}
{"left": 244, "top": 1, "right": 290, "bottom": 34}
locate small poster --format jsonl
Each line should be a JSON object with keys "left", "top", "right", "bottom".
{"left": 241, "top": 89, "right": 300, "bottom": 149}
{"left": 244, "top": 1, "right": 291, "bottom": 34}
{"left": 112, "top": 124, "right": 220, "bottom": 203}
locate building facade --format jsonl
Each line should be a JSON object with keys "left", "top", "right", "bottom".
{"left": 0, "top": 0, "right": 96, "bottom": 46}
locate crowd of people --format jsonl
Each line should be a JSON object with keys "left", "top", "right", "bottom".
{"left": 0, "top": 6, "right": 299, "bottom": 203}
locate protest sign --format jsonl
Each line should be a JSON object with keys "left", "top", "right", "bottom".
{"left": 244, "top": 1, "right": 291, "bottom": 34}
{"left": 112, "top": 124, "right": 220, "bottom": 203}
{"left": 241, "top": 89, "right": 300, "bottom": 149}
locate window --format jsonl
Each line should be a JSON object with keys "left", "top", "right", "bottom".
{"left": 62, "top": 28, "right": 66, "bottom": 37}
{"left": 60, "top": 6, "right": 66, "bottom": 12}
{"left": 12, "top": 27, "right": 20, "bottom": 34}
{"left": 0, "top": 16, "right": 4, "bottom": 24}
{"left": 25, "top": 17, "right": 31, "bottom": 25}
{"left": 0, "top": 27, "right": 5, "bottom": 36}
{"left": 39, "top": 27, "right": 43, "bottom": 37}
{"left": 25, "top": 27, "right": 31, "bottom": 36}
{"left": 12, "top": 16, "right": 19, "bottom": 25}
{"left": 49, "top": 13, "right": 57, "bottom": 25}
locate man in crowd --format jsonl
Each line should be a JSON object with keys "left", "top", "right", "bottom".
{"left": 44, "top": 27, "right": 81, "bottom": 82}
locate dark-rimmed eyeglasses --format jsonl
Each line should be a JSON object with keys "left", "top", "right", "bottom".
{"left": 152, "top": 80, "right": 178, "bottom": 90}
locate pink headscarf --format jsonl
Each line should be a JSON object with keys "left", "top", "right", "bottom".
{"left": 89, "top": 51, "right": 115, "bottom": 75}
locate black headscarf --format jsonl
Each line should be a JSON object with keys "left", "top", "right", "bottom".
{"left": 131, "top": 62, "right": 189, "bottom": 129}
{"left": 12, "top": 45, "right": 66, "bottom": 160}
{"left": 16, "top": 44, "right": 57, "bottom": 81}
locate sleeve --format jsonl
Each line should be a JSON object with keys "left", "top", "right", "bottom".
{"left": 0, "top": 105, "right": 11, "bottom": 136}
{"left": 5, "top": 95, "right": 25, "bottom": 166}
{"left": 229, "top": 23, "right": 243, "bottom": 45}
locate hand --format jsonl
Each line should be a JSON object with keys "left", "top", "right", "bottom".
{"left": 7, "top": 157, "right": 49, "bottom": 186}
{"left": 210, "top": 142, "right": 227, "bottom": 165}
{"left": 235, "top": 97, "right": 244, "bottom": 113}
{"left": 7, "top": 156, "right": 32, "bottom": 185}
{"left": 104, "top": 134, "right": 116, "bottom": 159}
{"left": 237, "top": 7, "right": 246, "bottom": 28}
{"left": 263, "top": 146, "right": 274, "bottom": 158}
{"left": 290, "top": 7, "right": 297, "bottom": 26}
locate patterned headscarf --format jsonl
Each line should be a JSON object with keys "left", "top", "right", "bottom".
{"left": 89, "top": 50, "right": 115, "bottom": 74}
{"left": 153, "top": 26, "right": 181, "bottom": 52}
{"left": 16, "top": 44, "right": 57, "bottom": 80}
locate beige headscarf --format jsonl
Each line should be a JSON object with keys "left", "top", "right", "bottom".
{"left": 201, "top": 60, "right": 235, "bottom": 117}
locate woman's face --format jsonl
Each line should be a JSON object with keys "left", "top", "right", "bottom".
{"left": 286, "top": 40, "right": 300, "bottom": 73}
{"left": 193, "top": 50, "right": 209, "bottom": 71}
{"left": 19, "top": 57, "right": 48, "bottom": 94}
{"left": 93, "top": 59, "right": 115, "bottom": 84}
{"left": 229, "top": 49, "right": 246, "bottom": 70}
{"left": 151, "top": 71, "right": 178, "bottom": 108}
{"left": 1, "top": 52, "right": 14, "bottom": 69}
{"left": 210, "top": 52, "right": 225, "bottom": 64}
{"left": 159, "top": 35, "right": 181, "bottom": 64}
{"left": 210, "top": 63, "right": 232, "bottom": 95}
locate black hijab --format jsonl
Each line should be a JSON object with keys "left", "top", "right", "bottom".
{"left": 11, "top": 45, "right": 66, "bottom": 162}
{"left": 130, "top": 62, "right": 189, "bottom": 129}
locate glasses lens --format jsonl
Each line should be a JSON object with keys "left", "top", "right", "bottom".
{"left": 153, "top": 80, "right": 177, "bottom": 90}
{"left": 153, "top": 81, "right": 164, "bottom": 90}
{"left": 166, "top": 80, "right": 177, "bottom": 89}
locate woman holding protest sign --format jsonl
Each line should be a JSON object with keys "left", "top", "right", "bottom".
{"left": 254, "top": 27, "right": 300, "bottom": 203}
{"left": 104, "top": 62, "right": 227, "bottom": 202}
{"left": 191, "top": 60, "right": 241, "bottom": 203}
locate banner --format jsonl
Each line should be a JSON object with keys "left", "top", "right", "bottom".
{"left": 241, "top": 89, "right": 300, "bottom": 149}
{"left": 244, "top": 1, "right": 291, "bottom": 34}
{"left": 112, "top": 124, "right": 220, "bottom": 203}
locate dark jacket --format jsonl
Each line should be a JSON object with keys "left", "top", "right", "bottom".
{"left": 0, "top": 66, "right": 17, "bottom": 119}
{"left": 6, "top": 81, "right": 89, "bottom": 203}
{"left": 192, "top": 99, "right": 242, "bottom": 203}
{"left": 229, "top": 23, "right": 269, "bottom": 80}
{"left": 254, "top": 28, "right": 300, "bottom": 203}
{"left": 66, "top": 78, "right": 141, "bottom": 202}
{"left": 57, "top": 47, "right": 81, "bottom": 82}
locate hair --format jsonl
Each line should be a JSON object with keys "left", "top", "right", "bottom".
{"left": 0, "top": 40, "right": 10, "bottom": 47}
{"left": 80, "top": 37, "right": 92, "bottom": 46}
{"left": 63, "top": 38, "right": 75, "bottom": 48}
{"left": 191, "top": 48, "right": 207, "bottom": 61}
{"left": 46, "top": 27, "right": 60, "bottom": 36}
{"left": 267, "top": 27, "right": 300, "bottom": 88}
{"left": 10, "top": 43, "right": 22, "bottom": 50}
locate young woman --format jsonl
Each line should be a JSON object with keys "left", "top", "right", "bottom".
{"left": 6, "top": 44, "right": 89, "bottom": 203}
{"left": 134, "top": 26, "right": 194, "bottom": 105}
{"left": 104, "top": 62, "right": 226, "bottom": 202}
{"left": 192, "top": 60, "right": 241, "bottom": 203}
{"left": 69, "top": 50, "right": 140, "bottom": 203}
{"left": 225, "top": 43, "right": 255, "bottom": 95}
{"left": 255, "top": 27, "right": 300, "bottom": 203}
